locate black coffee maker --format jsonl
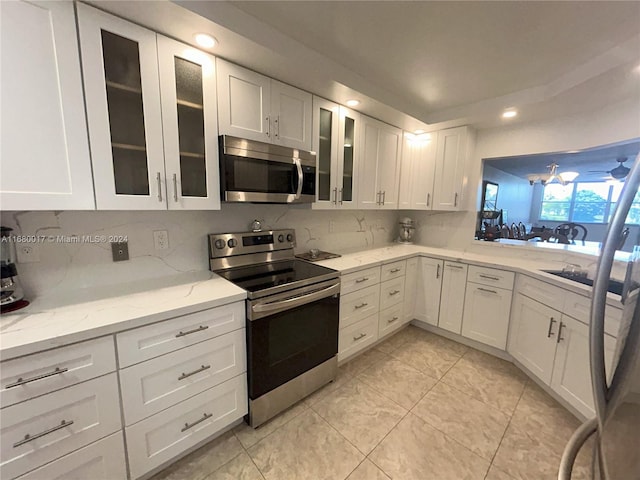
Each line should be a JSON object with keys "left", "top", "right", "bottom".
{"left": 1, "top": 227, "right": 27, "bottom": 311}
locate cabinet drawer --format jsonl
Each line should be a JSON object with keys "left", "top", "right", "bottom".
{"left": 468, "top": 265, "right": 514, "bottom": 290}
{"left": 126, "top": 374, "right": 248, "bottom": 479}
{"left": 338, "top": 314, "right": 378, "bottom": 362}
{"left": 378, "top": 304, "right": 404, "bottom": 339}
{"left": 562, "top": 291, "right": 622, "bottom": 337}
{"left": 16, "top": 432, "right": 126, "bottom": 480}
{"left": 516, "top": 274, "right": 565, "bottom": 309}
{"left": 1, "top": 336, "right": 116, "bottom": 408}
{"left": 340, "top": 284, "right": 380, "bottom": 329}
{"left": 1, "top": 373, "right": 122, "bottom": 480}
{"left": 341, "top": 266, "right": 381, "bottom": 295}
{"left": 380, "top": 277, "right": 405, "bottom": 311}
{"left": 381, "top": 260, "right": 406, "bottom": 282}
{"left": 119, "top": 329, "right": 246, "bottom": 425}
{"left": 117, "top": 302, "right": 244, "bottom": 367}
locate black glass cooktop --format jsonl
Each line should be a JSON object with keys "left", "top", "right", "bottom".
{"left": 216, "top": 259, "right": 339, "bottom": 298}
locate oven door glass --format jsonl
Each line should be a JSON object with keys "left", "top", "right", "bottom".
{"left": 247, "top": 293, "right": 339, "bottom": 399}
{"left": 222, "top": 155, "right": 315, "bottom": 196}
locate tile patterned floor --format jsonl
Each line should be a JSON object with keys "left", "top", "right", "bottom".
{"left": 151, "top": 325, "right": 590, "bottom": 480}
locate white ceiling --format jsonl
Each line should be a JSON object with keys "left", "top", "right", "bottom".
{"left": 91, "top": 1, "right": 640, "bottom": 131}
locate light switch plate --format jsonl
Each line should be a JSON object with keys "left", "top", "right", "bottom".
{"left": 111, "top": 241, "right": 129, "bottom": 262}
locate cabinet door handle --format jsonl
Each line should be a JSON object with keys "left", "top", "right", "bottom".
{"left": 355, "top": 277, "right": 369, "bottom": 283}
{"left": 13, "top": 420, "right": 74, "bottom": 448}
{"left": 172, "top": 173, "right": 179, "bottom": 202}
{"left": 274, "top": 115, "right": 279, "bottom": 138}
{"left": 389, "top": 290, "right": 401, "bottom": 296}
{"left": 265, "top": 115, "right": 270, "bottom": 137}
{"left": 477, "top": 287, "right": 497, "bottom": 294}
{"left": 454, "top": 192, "right": 458, "bottom": 207}
{"left": 339, "top": 188, "right": 343, "bottom": 205}
{"left": 178, "top": 364, "right": 211, "bottom": 381}
{"left": 389, "top": 268, "right": 401, "bottom": 273}
{"left": 181, "top": 412, "right": 213, "bottom": 432}
{"left": 353, "top": 333, "right": 367, "bottom": 341}
{"left": 5, "top": 367, "right": 68, "bottom": 389}
{"left": 387, "top": 316, "right": 399, "bottom": 324}
{"left": 332, "top": 187, "right": 338, "bottom": 204}
{"left": 479, "top": 274, "right": 500, "bottom": 281}
{"left": 557, "top": 322, "right": 565, "bottom": 343}
{"left": 547, "top": 317, "right": 556, "bottom": 338}
{"left": 175, "top": 325, "right": 209, "bottom": 338}
{"left": 382, "top": 191, "right": 386, "bottom": 205}
{"left": 436, "top": 264, "right": 441, "bottom": 279}
{"left": 376, "top": 191, "right": 381, "bottom": 205}
{"left": 426, "top": 193, "right": 431, "bottom": 207}
{"left": 156, "top": 172, "right": 163, "bottom": 202}
{"left": 354, "top": 302, "right": 368, "bottom": 309}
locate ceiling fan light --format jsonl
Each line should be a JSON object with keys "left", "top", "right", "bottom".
{"left": 559, "top": 171, "right": 579, "bottom": 182}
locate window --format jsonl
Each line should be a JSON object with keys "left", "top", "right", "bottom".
{"left": 539, "top": 182, "right": 640, "bottom": 225}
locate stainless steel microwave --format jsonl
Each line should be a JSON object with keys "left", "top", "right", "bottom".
{"left": 219, "top": 135, "right": 316, "bottom": 204}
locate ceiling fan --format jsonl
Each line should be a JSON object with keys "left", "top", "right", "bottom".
{"left": 589, "top": 157, "right": 631, "bottom": 180}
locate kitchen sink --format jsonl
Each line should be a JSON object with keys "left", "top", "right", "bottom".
{"left": 542, "top": 270, "right": 623, "bottom": 296}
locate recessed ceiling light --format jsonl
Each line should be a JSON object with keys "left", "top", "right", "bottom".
{"left": 346, "top": 100, "right": 360, "bottom": 107}
{"left": 502, "top": 110, "right": 517, "bottom": 119}
{"left": 194, "top": 33, "right": 217, "bottom": 49}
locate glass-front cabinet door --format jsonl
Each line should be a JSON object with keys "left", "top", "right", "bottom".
{"left": 78, "top": 4, "right": 166, "bottom": 209}
{"left": 337, "top": 106, "right": 359, "bottom": 208}
{"left": 157, "top": 36, "right": 220, "bottom": 210}
{"left": 312, "top": 97, "right": 339, "bottom": 209}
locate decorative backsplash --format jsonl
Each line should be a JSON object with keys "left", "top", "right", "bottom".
{"left": 0, "top": 206, "right": 398, "bottom": 300}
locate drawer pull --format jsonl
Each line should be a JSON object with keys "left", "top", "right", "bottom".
{"left": 181, "top": 412, "right": 213, "bottom": 432}
{"left": 353, "top": 333, "right": 367, "bottom": 341}
{"left": 355, "top": 277, "right": 369, "bottom": 284}
{"left": 175, "top": 325, "right": 209, "bottom": 338}
{"left": 354, "top": 302, "right": 368, "bottom": 309}
{"left": 6, "top": 367, "right": 69, "bottom": 388}
{"left": 13, "top": 420, "right": 74, "bottom": 448}
{"left": 479, "top": 274, "right": 500, "bottom": 281}
{"left": 547, "top": 317, "right": 556, "bottom": 338}
{"left": 389, "top": 268, "right": 401, "bottom": 273}
{"left": 448, "top": 264, "right": 464, "bottom": 270}
{"left": 389, "top": 290, "right": 401, "bottom": 296}
{"left": 387, "top": 316, "right": 399, "bottom": 324}
{"left": 477, "top": 287, "right": 497, "bottom": 294}
{"left": 178, "top": 364, "right": 211, "bottom": 381}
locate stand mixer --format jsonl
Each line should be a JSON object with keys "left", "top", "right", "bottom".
{"left": 398, "top": 217, "right": 415, "bottom": 244}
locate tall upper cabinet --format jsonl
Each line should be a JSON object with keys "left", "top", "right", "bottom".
{"left": 358, "top": 116, "right": 402, "bottom": 209}
{"left": 398, "top": 133, "right": 437, "bottom": 209}
{"left": 432, "top": 126, "right": 471, "bottom": 211}
{"left": 1, "top": 1, "right": 95, "bottom": 210}
{"left": 216, "top": 59, "right": 313, "bottom": 151}
{"left": 312, "top": 98, "right": 359, "bottom": 209}
{"left": 78, "top": 4, "right": 220, "bottom": 210}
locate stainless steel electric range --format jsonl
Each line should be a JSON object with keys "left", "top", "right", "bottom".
{"left": 209, "top": 229, "right": 340, "bottom": 427}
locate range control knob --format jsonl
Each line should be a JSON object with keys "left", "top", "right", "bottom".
{"left": 286, "top": 233, "right": 293, "bottom": 242}
{"left": 278, "top": 234, "right": 284, "bottom": 243}
{"left": 227, "top": 238, "right": 237, "bottom": 248}
{"left": 214, "top": 239, "right": 225, "bottom": 249}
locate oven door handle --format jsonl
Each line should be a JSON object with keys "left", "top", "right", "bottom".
{"left": 294, "top": 159, "right": 303, "bottom": 200}
{"left": 252, "top": 282, "right": 340, "bottom": 317}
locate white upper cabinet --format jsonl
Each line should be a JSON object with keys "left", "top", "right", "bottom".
{"left": 157, "top": 36, "right": 220, "bottom": 210}
{"left": 0, "top": 1, "right": 95, "bottom": 210}
{"left": 217, "top": 59, "right": 312, "bottom": 150}
{"left": 78, "top": 4, "right": 166, "bottom": 210}
{"left": 398, "top": 133, "right": 437, "bottom": 210}
{"left": 358, "top": 115, "right": 402, "bottom": 209}
{"left": 312, "top": 98, "right": 359, "bottom": 209}
{"left": 432, "top": 126, "right": 470, "bottom": 211}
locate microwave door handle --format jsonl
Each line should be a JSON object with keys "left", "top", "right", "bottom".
{"left": 295, "top": 159, "right": 303, "bottom": 199}
{"left": 252, "top": 282, "right": 340, "bottom": 317}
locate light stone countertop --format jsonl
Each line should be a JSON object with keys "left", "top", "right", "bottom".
{"left": 0, "top": 243, "right": 626, "bottom": 361}
{"left": 0, "top": 272, "right": 246, "bottom": 361}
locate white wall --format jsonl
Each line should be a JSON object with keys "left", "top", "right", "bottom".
{"left": 481, "top": 165, "right": 533, "bottom": 225}
{"left": 0, "top": 206, "right": 398, "bottom": 301}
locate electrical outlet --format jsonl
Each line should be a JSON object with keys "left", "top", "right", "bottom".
{"left": 329, "top": 221, "right": 336, "bottom": 233}
{"left": 153, "top": 230, "right": 169, "bottom": 250}
{"left": 16, "top": 244, "right": 40, "bottom": 263}
{"left": 111, "top": 241, "right": 129, "bottom": 262}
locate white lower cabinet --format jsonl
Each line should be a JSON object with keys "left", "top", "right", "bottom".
{"left": 438, "top": 262, "right": 468, "bottom": 334}
{"left": 415, "top": 257, "right": 443, "bottom": 326}
{"left": 550, "top": 315, "right": 617, "bottom": 418}
{"left": 338, "top": 314, "right": 379, "bottom": 362}
{"left": 16, "top": 432, "right": 126, "bottom": 480}
{"left": 462, "top": 283, "right": 512, "bottom": 349}
{"left": 0, "top": 373, "right": 122, "bottom": 480}
{"left": 379, "top": 277, "right": 405, "bottom": 311}
{"left": 340, "top": 284, "right": 380, "bottom": 329}
{"left": 378, "top": 304, "right": 404, "bottom": 338}
{"left": 508, "top": 293, "right": 559, "bottom": 384}
{"left": 126, "top": 374, "right": 248, "bottom": 479}
{"left": 404, "top": 258, "right": 419, "bottom": 322}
